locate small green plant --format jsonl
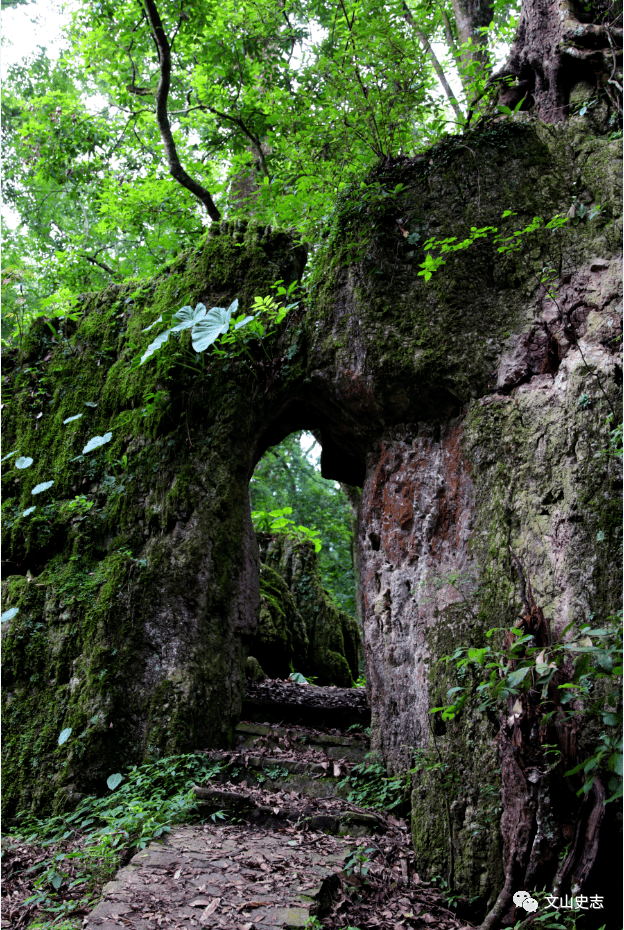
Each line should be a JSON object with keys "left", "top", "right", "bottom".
{"left": 606, "top": 413, "right": 623, "bottom": 459}
{"left": 338, "top": 754, "right": 407, "bottom": 810}
{"left": 264, "top": 764, "right": 290, "bottom": 780}
{"left": 344, "top": 846, "right": 376, "bottom": 878}
{"left": 347, "top": 723, "right": 370, "bottom": 735}
{"left": 60, "top": 495, "right": 94, "bottom": 518}
{"left": 304, "top": 918, "right": 324, "bottom": 930}
{"left": 252, "top": 506, "right": 322, "bottom": 552}
{"left": 417, "top": 209, "right": 572, "bottom": 282}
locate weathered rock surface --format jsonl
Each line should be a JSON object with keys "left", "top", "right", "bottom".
{"left": 2, "top": 115, "right": 621, "bottom": 918}
{"left": 256, "top": 533, "right": 362, "bottom": 685}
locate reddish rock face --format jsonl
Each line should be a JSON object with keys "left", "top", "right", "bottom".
{"left": 359, "top": 421, "right": 475, "bottom": 771}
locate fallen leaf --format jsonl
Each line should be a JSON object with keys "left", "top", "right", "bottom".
{"left": 190, "top": 898, "right": 213, "bottom": 907}
{"left": 200, "top": 897, "right": 221, "bottom": 922}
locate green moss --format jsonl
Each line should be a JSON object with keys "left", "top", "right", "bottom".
{"left": 259, "top": 534, "right": 361, "bottom": 686}
{"left": 1, "top": 223, "right": 306, "bottom": 818}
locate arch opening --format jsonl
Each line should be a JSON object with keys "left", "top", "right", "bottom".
{"left": 247, "top": 430, "right": 363, "bottom": 687}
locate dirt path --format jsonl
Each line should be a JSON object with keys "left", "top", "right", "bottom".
{"left": 85, "top": 822, "right": 355, "bottom": 929}
{"left": 83, "top": 681, "right": 471, "bottom": 930}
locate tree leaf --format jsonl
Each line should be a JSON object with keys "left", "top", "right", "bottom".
{"left": 1, "top": 450, "right": 18, "bottom": 462}
{"left": 107, "top": 772, "right": 123, "bottom": 790}
{"left": 23, "top": 506, "right": 36, "bottom": 516}
{"left": 58, "top": 727, "right": 72, "bottom": 746}
{"left": 63, "top": 414, "right": 83, "bottom": 424}
{"left": 1, "top": 607, "right": 19, "bottom": 622}
{"left": 84, "top": 401, "right": 98, "bottom": 408}
{"left": 506, "top": 666, "right": 532, "bottom": 688}
{"left": 140, "top": 329, "right": 170, "bottom": 365}
{"left": 171, "top": 302, "right": 207, "bottom": 332}
{"left": 82, "top": 432, "right": 112, "bottom": 454}
{"left": 32, "top": 480, "right": 54, "bottom": 495}
{"left": 191, "top": 306, "right": 232, "bottom": 352}
{"left": 51, "top": 873, "right": 63, "bottom": 890}
{"left": 15, "top": 456, "right": 34, "bottom": 469}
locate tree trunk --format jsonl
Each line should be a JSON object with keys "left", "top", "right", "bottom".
{"left": 449, "top": 0, "right": 494, "bottom": 98}
{"left": 500, "top": 0, "right": 623, "bottom": 122}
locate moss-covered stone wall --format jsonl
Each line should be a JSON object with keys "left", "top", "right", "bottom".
{"left": 2, "top": 112, "right": 621, "bottom": 919}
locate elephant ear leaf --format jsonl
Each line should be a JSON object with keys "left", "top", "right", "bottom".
{"left": 32, "top": 480, "right": 54, "bottom": 495}
{"left": 191, "top": 306, "right": 232, "bottom": 353}
{"left": 58, "top": 727, "right": 72, "bottom": 746}
{"left": 82, "top": 432, "right": 112, "bottom": 454}
{"left": 171, "top": 302, "right": 207, "bottom": 332}
{"left": 107, "top": 773, "right": 123, "bottom": 790}
{"left": 140, "top": 329, "right": 170, "bottom": 365}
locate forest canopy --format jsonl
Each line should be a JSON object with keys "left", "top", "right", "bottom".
{"left": 2, "top": 0, "right": 525, "bottom": 342}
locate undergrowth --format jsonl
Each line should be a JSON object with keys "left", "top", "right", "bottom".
{"left": 1, "top": 754, "right": 224, "bottom": 929}
{"left": 338, "top": 753, "right": 408, "bottom": 811}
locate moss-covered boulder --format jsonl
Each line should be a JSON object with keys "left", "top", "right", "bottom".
{"left": 255, "top": 533, "right": 362, "bottom": 685}
{"left": 255, "top": 560, "right": 309, "bottom": 679}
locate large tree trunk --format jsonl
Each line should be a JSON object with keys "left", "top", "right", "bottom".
{"left": 500, "top": 0, "right": 623, "bottom": 122}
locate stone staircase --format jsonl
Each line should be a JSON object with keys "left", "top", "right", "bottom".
{"left": 85, "top": 682, "right": 468, "bottom": 930}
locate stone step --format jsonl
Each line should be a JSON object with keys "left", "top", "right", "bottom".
{"left": 243, "top": 679, "right": 371, "bottom": 730}
{"left": 235, "top": 721, "right": 369, "bottom": 763}
{"left": 202, "top": 750, "right": 351, "bottom": 799}
{"left": 193, "top": 785, "right": 385, "bottom": 837}
{"left": 85, "top": 823, "right": 356, "bottom": 929}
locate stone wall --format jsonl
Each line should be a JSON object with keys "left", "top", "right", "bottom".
{"left": 2, "top": 114, "right": 621, "bottom": 910}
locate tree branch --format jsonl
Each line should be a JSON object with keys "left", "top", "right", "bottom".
{"left": 81, "top": 251, "right": 119, "bottom": 276}
{"left": 402, "top": 2, "right": 464, "bottom": 121}
{"left": 140, "top": 0, "right": 221, "bottom": 221}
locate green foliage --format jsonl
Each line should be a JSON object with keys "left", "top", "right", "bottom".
{"left": 418, "top": 210, "right": 571, "bottom": 280}
{"left": 1, "top": 0, "right": 521, "bottom": 339}
{"left": 133, "top": 281, "right": 300, "bottom": 378}
{"left": 344, "top": 846, "right": 376, "bottom": 878}
{"left": 264, "top": 764, "right": 290, "bottom": 780}
{"left": 431, "top": 611, "right": 623, "bottom": 802}
{"left": 338, "top": 754, "right": 407, "bottom": 810}
{"left": 252, "top": 506, "right": 323, "bottom": 553}
{"left": 10, "top": 754, "right": 225, "bottom": 926}
{"left": 606, "top": 413, "right": 623, "bottom": 459}
{"left": 251, "top": 432, "right": 357, "bottom": 614}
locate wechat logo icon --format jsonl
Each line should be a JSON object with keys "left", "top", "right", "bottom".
{"left": 513, "top": 891, "right": 538, "bottom": 913}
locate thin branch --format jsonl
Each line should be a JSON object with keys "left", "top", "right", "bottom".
{"left": 139, "top": 0, "right": 221, "bottom": 220}
{"left": 439, "top": 6, "right": 459, "bottom": 59}
{"left": 81, "top": 252, "right": 119, "bottom": 276}
{"left": 402, "top": 2, "right": 464, "bottom": 121}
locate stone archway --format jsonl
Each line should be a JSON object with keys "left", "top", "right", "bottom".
{"left": 3, "top": 119, "right": 621, "bottom": 912}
